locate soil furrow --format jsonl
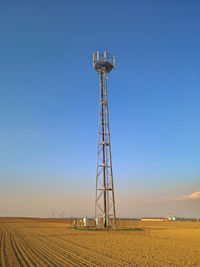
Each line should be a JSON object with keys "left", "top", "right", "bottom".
{"left": 10, "top": 232, "right": 28, "bottom": 267}
{"left": 27, "top": 228, "right": 96, "bottom": 266}
{"left": 0, "top": 230, "right": 6, "bottom": 267}
{"left": 31, "top": 233, "right": 87, "bottom": 267}
{"left": 14, "top": 231, "right": 46, "bottom": 267}
{"left": 20, "top": 233, "right": 65, "bottom": 266}
{"left": 55, "top": 238, "right": 119, "bottom": 266}
{"left": 32, "top": 229, "right": 118, "bottom": 267}
{"left": 16, "top": 231, "right": 56, "bottom": 267}
{"left": 3, "top": 226, "right": 21, "bottom": 267}
{"left": 30, "top": 227, "right": 121, "bottom": 267}
{"left": 8, "top": 225, "right": 62, "bottom": 267}
{"left": 2, "top": 226, "right": 15, "bottom": 267}
{"left": 2, "top": 218, "right": 199, "bottom": 267}
{"left": 55, "top": 235, "right": 124, "bottom": 266}
{"left": 18, "top": 228, "right": 83, "bottom": 267}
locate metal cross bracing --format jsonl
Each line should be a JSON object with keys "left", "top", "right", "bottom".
{"left": 93, "top": 51, "right": 116, "bottom": 228}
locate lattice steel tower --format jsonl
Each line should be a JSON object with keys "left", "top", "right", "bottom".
{"left": 93, "top": 51, "right": 116, "bottom": 228}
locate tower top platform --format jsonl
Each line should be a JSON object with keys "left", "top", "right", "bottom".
{"left": 93, "top": 51, "right": 116, "bottom": 73}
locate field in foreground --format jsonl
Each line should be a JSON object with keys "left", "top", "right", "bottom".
{"left": 0, "top": 218, "right": 200, "bottom": 266}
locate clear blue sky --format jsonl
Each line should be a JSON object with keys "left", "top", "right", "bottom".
{"left": 0, "top": 1, "right": 200, "bottom": 218}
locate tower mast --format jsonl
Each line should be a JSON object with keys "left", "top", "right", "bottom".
{"left": 93, "top": 51, "right": 116, "bottom": 228}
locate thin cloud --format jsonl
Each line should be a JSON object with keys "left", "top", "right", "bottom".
{"left": 144, "top": 191, "right": 200, "bottom": 205}
{"left": 173, "top": 191, "right": 200, "bottom": 201}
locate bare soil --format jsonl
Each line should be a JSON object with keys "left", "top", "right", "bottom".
{"left": 0, "top": 217, "right": 200, "bottom": 266}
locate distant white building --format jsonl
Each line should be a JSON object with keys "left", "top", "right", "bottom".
{"left": 141, "top": 215, "right": 176, "bottom": 222}
{"left": 141, "top": 217, "right": 167, "bottom": 222}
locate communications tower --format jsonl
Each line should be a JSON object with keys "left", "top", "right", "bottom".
{"left": 93, "top": 51, "right": 116, "bottom": 228}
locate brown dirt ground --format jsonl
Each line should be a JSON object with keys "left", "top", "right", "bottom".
{"left": 0, "top": 217, "right": 200, "bottom": 266}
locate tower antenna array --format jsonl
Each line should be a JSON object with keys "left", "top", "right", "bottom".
{"left": 93, "top": 51, "right": 116, "bottom": 228}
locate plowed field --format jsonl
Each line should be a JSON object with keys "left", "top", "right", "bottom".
{"left": 0, "top": 218, "right": 200, "bottom": 266}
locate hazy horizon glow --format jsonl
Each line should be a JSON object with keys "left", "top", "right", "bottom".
{"left": 0, "top": 1, "right": 200, "bottom": 218}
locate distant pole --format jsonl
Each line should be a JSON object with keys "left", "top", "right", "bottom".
{"left": 93, "top": 51, "right": 116, "bottom": 228}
